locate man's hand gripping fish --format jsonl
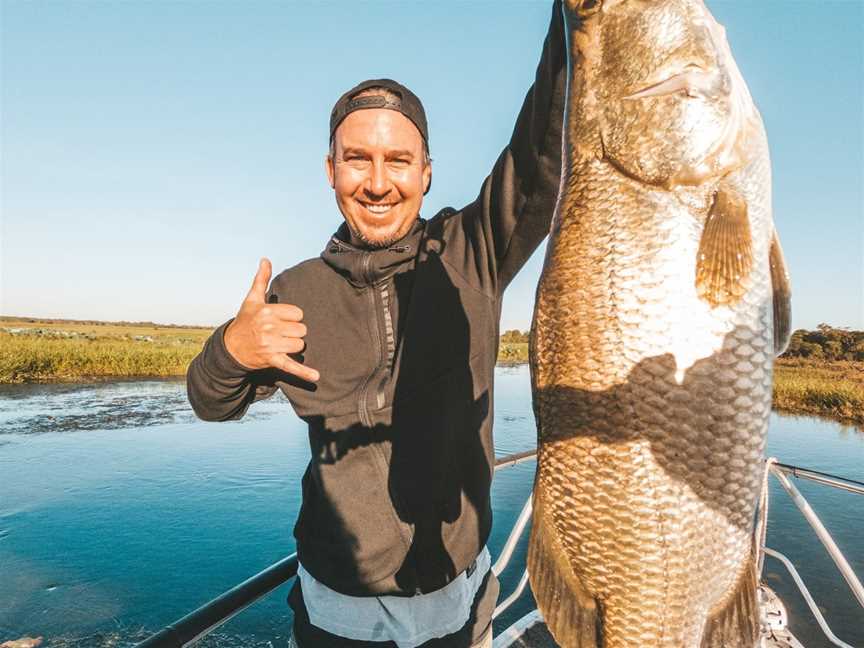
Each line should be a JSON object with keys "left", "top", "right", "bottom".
{"left": 528, "top": 1, "right": 791, "bottom": 646}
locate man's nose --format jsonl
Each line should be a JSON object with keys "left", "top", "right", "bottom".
{"left": 367, "top": 159, "right": 389, "bottom": 197}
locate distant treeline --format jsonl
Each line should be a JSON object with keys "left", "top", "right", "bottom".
{"left": 0, "top": 315, "right": 208, "bottom": 330}
{"left": 501, "top": 329, "right": 530, "bottom": 343}
{"left": 782, "top": 324, "right": 864, "bottom": 362}
{"left": 500, "top": 324, "right": 864, "bottom": 362}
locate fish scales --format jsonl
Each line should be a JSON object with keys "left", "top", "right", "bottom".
{"left": 527, "top": 1, "right": 790, "bottom": 647}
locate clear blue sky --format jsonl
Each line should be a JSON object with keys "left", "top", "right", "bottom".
{"left": 2, "top": 1, "right": 862, "bottom": 331}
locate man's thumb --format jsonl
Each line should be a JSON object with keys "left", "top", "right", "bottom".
{"left": 246, "top": 257, "right": 272, "bottom": 303}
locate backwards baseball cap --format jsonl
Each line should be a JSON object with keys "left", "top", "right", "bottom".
{"left": 329, "top": 78, "right": 429, "bottom": 149}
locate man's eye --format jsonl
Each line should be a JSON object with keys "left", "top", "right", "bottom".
{"left": 391, "top": 159, "right": 410, "bottom": 166}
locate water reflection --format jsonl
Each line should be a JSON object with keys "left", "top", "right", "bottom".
{"left": 772, "top": 408, "right": 864, "bottom": 437}
{"left": 0, "top": 380, "right": 291, "bottom": 436}
{"left": 0, "top": 367, "right": 861, "bottom": 648}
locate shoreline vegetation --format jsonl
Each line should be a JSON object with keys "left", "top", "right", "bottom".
{"left": 2, "top": 317, "right": 862, "bottom": 427}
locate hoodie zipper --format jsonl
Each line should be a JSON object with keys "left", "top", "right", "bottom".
{"left": 357, "top": 252, "right": 401, "bottom": 427}
{"left": 376, "top": 282, "right": 396, "bottom": 409}
{"left": 357, "top": 253, "right": 377, "bottom": 427}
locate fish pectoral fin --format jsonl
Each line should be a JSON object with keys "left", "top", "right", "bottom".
{"left": 700, "top": 558, "right": 760, "bottom": 648}
{"left": 769, "top": 228, "right": 792, "bottom": 355}
{"left": 695, "top": 184, "right": 753, "bottom": 307}
{"left": 528, "top": 492, "right": 600, "bottom": 648}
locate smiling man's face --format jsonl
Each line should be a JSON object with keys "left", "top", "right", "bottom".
{"left": 326, "top": 108, "right": 431, "bottom": 248}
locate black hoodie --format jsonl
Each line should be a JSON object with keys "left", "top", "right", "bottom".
{"left": 186, "top": 1, "right": 566, "bottom": 598}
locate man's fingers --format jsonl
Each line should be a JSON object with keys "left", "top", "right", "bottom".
{"left": 272, "top": 354, "right": 319, "bottom": 383}
{"left": 267, "top": 303, "right": 304, "bottom": 322}
{"left": 245, "top": 257, "right": 272, "bottom": 304}
{"left": 269, "top": 337, "right": 306, "bottom": 354}
{"left": 268, "top": 322, "right": 307, "bottom": 338}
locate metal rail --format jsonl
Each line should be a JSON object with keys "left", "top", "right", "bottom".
{"left": 773, "top": 462, "right": 864, "bottom": 496}
{"left": 769, "top": 464, "right": 864, "bottom": 609}
{"left": 493, "top": 448, "right": 537, "bottom": 472}
{"left": 491, "top": 495, "right": 534, "bottom": 619}
{"left": 136, "top": 554, "right": 298, "bottom": 648}
{"left": 763, "top": 548, "right": 857, "bottom": 648}
{"left": 492, "top": 496, "right": 533, "bottom": 577}
{"left": 135, "top": 450, "right": 539, "bottom": 647}
{"left": 493, "top": 569, "right": 531, "bottom": 620}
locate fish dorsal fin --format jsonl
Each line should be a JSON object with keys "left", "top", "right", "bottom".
{"left": 769, "top": 228, "right": 792, "bottom": 355}
{"left": 695, "top": 185, "right": 753, "bottom": 307}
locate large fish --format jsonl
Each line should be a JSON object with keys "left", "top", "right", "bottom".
{"left": 527, "top": 1, "right": 791, "bottom": 647}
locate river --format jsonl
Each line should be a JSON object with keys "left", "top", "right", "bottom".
{"left": 1, "top": 366, "right": 861, "bottom": 647}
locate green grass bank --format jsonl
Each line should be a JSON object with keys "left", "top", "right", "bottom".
{"left": 0, "top": 317, "right": 210, "bottom": 383}
{"left": 773, "top": 358, "right": 863, "bottom": 425}
{"left": 2, "top": 318, "right": 861, "bottom": 427}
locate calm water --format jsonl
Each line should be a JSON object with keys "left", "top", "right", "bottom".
{"left": 0, "top": 366, "right": 861, "bottom": 647}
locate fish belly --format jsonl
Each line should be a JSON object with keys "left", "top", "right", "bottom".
{"left": 528, "top": 164, "right": 772, "bottom": 648}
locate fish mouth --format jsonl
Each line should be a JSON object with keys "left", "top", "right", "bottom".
{"left": 624, "top": 64, "right": 720, "bottom": 101}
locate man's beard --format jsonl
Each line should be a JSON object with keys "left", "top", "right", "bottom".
{"left": 348, "top": 220, "right": 415, "bottom": 249}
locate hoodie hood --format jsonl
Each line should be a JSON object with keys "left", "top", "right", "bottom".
{"left": 321, "top": 218, "right": 426, "bottom": 288}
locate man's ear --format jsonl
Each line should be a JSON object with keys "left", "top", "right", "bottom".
{"left": 422, "top": 161, "right": 432, "bottom": 196}
{"left": 325, "top": 154, "right": 335, "bottom": 189}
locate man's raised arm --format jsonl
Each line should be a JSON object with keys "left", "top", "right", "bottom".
{"left": 464, "top": 0, "right": 567, "bottom": 292}
{"left": 186, "top": 258, "right": 317, "bottom": 422}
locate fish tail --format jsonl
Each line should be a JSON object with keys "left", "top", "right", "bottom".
{"left": 528, "top": 489, "right": 600, "bottom": 648}
{"left": 699, "top": 556, "right": 760, "bottom": 648}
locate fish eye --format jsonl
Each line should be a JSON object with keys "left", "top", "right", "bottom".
{"left": 578, "top": 0, "right": 602, "bottom": 14}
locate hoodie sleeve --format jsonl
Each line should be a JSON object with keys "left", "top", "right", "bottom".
{"left": 459, "top": 0, "right": 566, "bottom": 293}
{"left": 186, "top": 319, "right": 279, "bottom": 422}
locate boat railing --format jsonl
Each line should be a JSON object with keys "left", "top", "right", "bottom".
{"left": 758, "top": 461, "right": 864, "bottom": 648}
{"left": 489, "top": 458, "right": 864, "bottom": 648}
{"left": 135, "top": 453, "right": 864, "bottom": 648}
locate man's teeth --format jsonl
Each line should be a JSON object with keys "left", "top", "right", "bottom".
{"left": 363, "top": 203, "right": 395, "bottom": 214}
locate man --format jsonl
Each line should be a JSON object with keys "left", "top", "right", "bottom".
{"left": 186, "top": 3, "right": 566, "bottom": 646}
